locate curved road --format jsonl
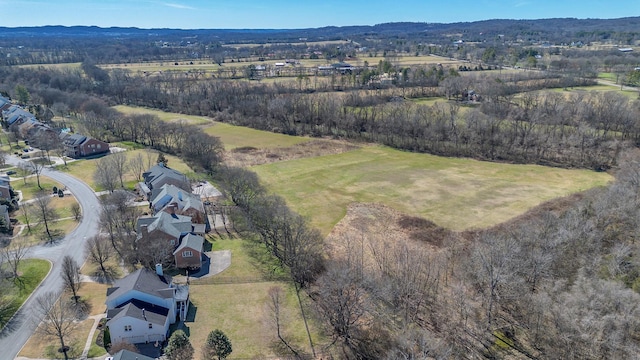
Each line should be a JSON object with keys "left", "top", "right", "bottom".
{"left": 0, "top": 157, "right": 101, "bottom": 359}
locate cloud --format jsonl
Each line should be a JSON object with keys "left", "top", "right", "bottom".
{"left": 164, "top": 2, "right": 195, "bottom": 10}
{"left": 513, "top": 1, "right": 531, "bottom": 7}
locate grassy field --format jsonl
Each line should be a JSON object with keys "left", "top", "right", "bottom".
{"left": 112, "top": 104, "right": 311, "bottom": 150}
{"left": 253, "top": 145, "right": 612, "bottom": 234}
{"left": 113, "top": 105, "right": 212, "bottom": 126}
{"left": 14, "top": 175, "right": 65, "bottom": 201}
{"left": 185, "top": 237, "right": 325, "bottom": 359}
{"left": 203, "top": 122, "right": 310, "bottom": 150}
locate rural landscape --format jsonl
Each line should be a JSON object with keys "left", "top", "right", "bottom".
{"left": 1, "top": 12, "right": 640, "bottom": 360}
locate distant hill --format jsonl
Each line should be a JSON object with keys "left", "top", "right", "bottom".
{"left": 1, "top": 17, "right": 639, "bottom": 43}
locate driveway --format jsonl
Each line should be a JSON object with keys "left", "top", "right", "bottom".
{"left": 0, "top": 155, "right": 102, "bottom": 359}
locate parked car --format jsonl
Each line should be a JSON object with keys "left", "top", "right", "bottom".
{"left": 6, "top": 170, "right": 16, "bottom": 175}
{"left": 20, "top": 155, "right": 29, "bottom": 159}
{"left": 22, "top": 148, "right": 29, "bottom": 152}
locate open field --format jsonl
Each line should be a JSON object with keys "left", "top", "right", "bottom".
{"left": 222, "top": 39, "right": 351, "bottom": 49}
{"left": 253, "top": 145, "right": 612, "bottom": 234}
{"left": 113, "top": 105, "right": 213, "bottom": 126}
{"left": 99, "top": 54, "right": 465, "bottom": 73}
{"left": 204, "top": 122, "right": 311, "bottom": 150}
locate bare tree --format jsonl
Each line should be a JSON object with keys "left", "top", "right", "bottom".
{"left": 128, "top": 152, "right": 146, "bottom": 181}
{"left": 93, "top": 156, "right": 119, "bottom": 192}
{"left": 28, "top": 160, "right": 46, "bottom": 190}
{"left": 267, "top": 286, "right": 299, "bottom": 357}
{"left": 17, "top": 162, "right": 33, "bottom": 185}
{"left": 19, "top": 202, "right": 33, "bottom": 233}
{"left": 85, "top": 235, "right": 113, "bottom": 280}
{"left": 33, "top": 191, "right": 58, "bottom": 242}
{"left": 70, "top": 202, "right": 81, "bottom": 221}
{"left": 33, "top": 291, "right": 77, "bottom": 360}
{"left": 60, "top": 255, "right": 82, "bottom": 304}
{"left": 110, "top": 151, "right": 128, "bottom": 188}
{"left": 1, "top": 242, "right": 29, "bottom": 279}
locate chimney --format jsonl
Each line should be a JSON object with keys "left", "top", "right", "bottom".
{"left": 156, "top": 263, "right": 163, "bottom": 276}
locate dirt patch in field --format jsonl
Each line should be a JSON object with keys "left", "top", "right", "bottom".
{"left": 325, "top": 203, "right": 455, "bottom": 263}
{"left": 224, "top": 139, "right": 360, "bottom": 167}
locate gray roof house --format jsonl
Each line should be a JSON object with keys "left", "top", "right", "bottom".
{"left": 110, "top": 349, "right": 155, "bottom": 360}
{"left": 139, "top": 163, "right": 190, "bottom": 200}
{"left": 105, "top": 267, "right": 189, "bottom": 345}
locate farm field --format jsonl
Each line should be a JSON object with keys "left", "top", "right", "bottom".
{"left": 99, "top": 54, "right": 465, "bottom": 73}
{"left": 253, "top": 145, "right": 612, "bottom": 234}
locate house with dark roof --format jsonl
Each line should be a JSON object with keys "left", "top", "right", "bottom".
{"left": 138, "top": 163, "right": 190, "bottom": 200}
{"left": 3, "top": 105, "right": 35, "bottom": 127}
{"left": 173, "top": 233, "right": 204, "bottom": 269}
{"left": 109, "top": 349, "right": 155, "bottom": 360}
{"left": 105, "top": 267, "right": 189, "bottom": 345}
{"left": 0, "top": 96, "right": 12, "bottom": 113}
{"left": 61, "top": 133, "right": 109, "bottom": 158}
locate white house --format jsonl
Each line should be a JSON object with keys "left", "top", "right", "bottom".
{"left": 105, "top": 266, "right": 189, "bottom": 344}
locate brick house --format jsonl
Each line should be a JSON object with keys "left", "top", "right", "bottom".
{"left": 60, "top": 133, "right": 109, "bottom": 158}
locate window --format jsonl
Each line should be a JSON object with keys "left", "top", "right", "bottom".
{"left": 124, "top": 325, "right": 132, "bottom": 332}
{"left": 182, "top": 250, "right": 193, "bottom": 257}
{"left": 148, "top": 323, "right": 153, "bottom": 329}
{"left": 97, "top": 144, "right": 101, "bottom": 149}
{"left": 170, "top": 239, "right": 176, "bottom": 246}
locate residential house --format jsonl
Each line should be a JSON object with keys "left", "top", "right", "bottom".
{"left": 136, "top": 211, "right": 194, "bottom": 250}
{"left": 0, "top": 174, "right": 12, "bottom": 201}
{"left": 61, "top": 133, "right": 109, "bottom": 158}
{"left": 138, "top": 163, "right": 190, "bottom": 200}
{"left": 0, "top": 96, "right": 12, "bottom": 113}
{"left": 150, "top": 183, "right": 207, "bottom": 226}
{"left": 105, "top": 267, "right": 189, "bottom": 345}
{"left": 3, "top": 105, "right": 35, "bottom": 127}
{"left": 109, "top": 349, "right": 155, "bottom": 360}
{"left": 173, "top": 233, "right": 204, "bottom": 269}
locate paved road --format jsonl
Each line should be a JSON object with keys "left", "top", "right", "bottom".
{"left": 0, "top": 156, "right": 102, "bottom": 359}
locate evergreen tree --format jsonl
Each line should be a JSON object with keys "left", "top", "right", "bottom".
{"left": 203, "top": 329, "right": 232, "bottom": 360}
{"left": 164, "top": 330, "right": 193, "bottom": 360}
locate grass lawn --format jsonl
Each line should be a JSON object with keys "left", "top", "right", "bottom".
{"left": 13, "top": 218, "right": 79, "bottom": 247}
{"left": 184, "top": 236, "right": 326, "bottom": 359}
{"left": 189, "top": 282, "right": 322, "bottom": 359}
{"left": 14, "top": 175, "right": 65, "bottom": 201}
{"left": 76, "top": 282, "right": 109, "bottom": 316}
{"left": 59, "top": 148, "right": 193, "bottom": 190}
{"left": 252, "top": 145, "right": 612, "bottom": 234}
{"left": 0, "top": 259, "right": 50, "bottom": 332}
{"left": 19, "top": 318, "right": 94, "bottom": 359}
{"left": 19, "top": 283, "right": 108, "bottom": 359}
{"left": 203, "top": 122, "right": 310, "bottom": 150}
{"left": 113, "top": 105, "right": 213, "bottom": 126}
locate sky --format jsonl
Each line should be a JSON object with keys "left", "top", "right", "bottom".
{"left": 0, "top": 0, "right": 639, "bottom": 29}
